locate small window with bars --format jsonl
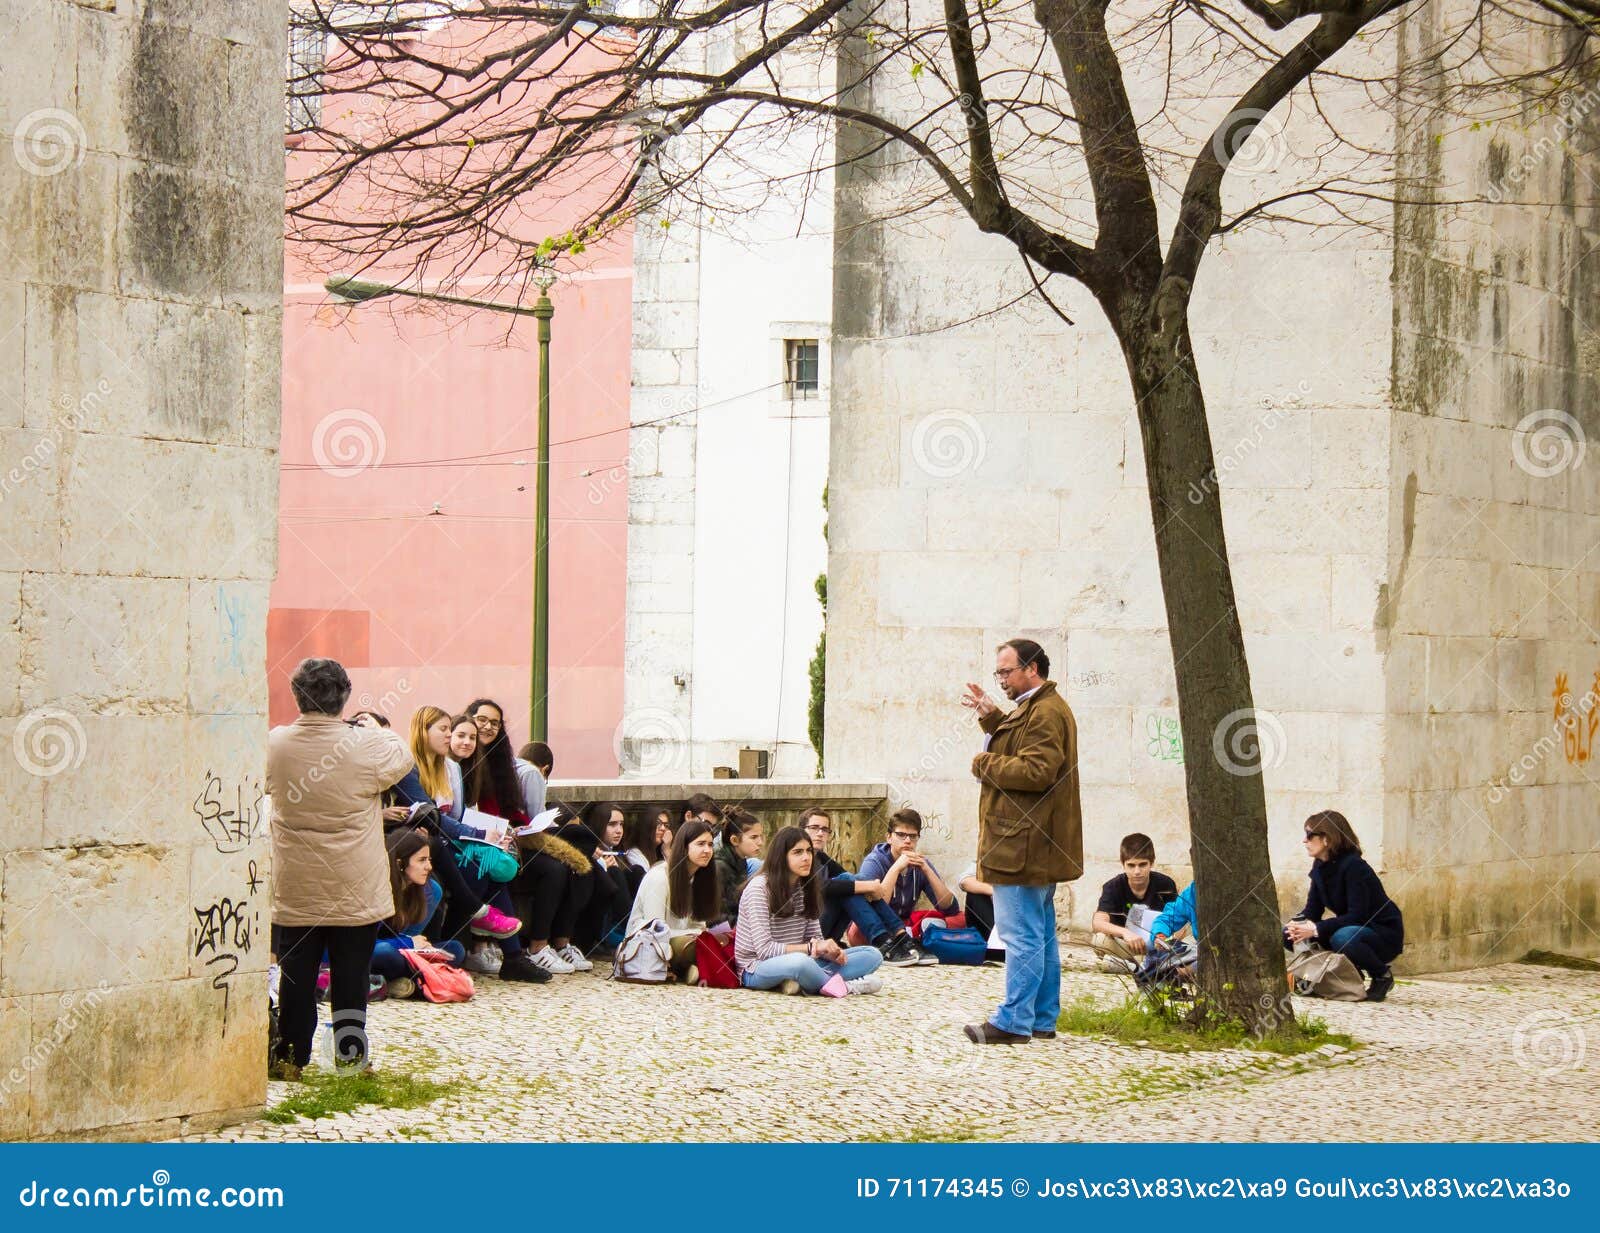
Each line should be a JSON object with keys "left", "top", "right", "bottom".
{"left": 286, "top": 19, "right": 326, "bottom": 134}
{"left": 783, "top": 338, "right": 819, "bottom": 399}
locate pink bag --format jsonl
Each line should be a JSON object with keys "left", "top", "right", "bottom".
{"left": 401, "top": 949, "right": 475, "bottom": 1003}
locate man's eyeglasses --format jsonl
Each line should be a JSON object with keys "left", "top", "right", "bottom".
{"left": 890, "top": 830, "right": 920, "bottom": 841}
{"left": 804, "top": 824, "right": 832, "bottom": 836}
{"left": 994, "top": 666, "right": 1026, "bottom": 680}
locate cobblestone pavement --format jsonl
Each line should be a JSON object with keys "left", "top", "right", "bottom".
{"left": 203, "top": 951, "right": 1600, "bottom": 1143}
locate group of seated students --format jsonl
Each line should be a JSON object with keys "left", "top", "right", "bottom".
{"left": 1087, "top": 812, "right": 1404, "bottom": 1002}
{"left": 345, "top": 697, "right": 982, "bottom": 999}
{"left": 340, "top": 698, "right": 1403, "bottom": 1007}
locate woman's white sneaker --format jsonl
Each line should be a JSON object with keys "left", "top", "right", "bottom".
{"left": 528, "top": 945, "right": 576, "bottom": 974}
{"left": 846, "top": 974, "right": 885, "bottom": 995}
{"left": 556, "top": 944, "right": 593, "bottom": 971}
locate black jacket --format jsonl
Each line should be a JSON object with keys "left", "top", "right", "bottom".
{"left": 1296, "top": 850, "right": 1403, "bottom": 956}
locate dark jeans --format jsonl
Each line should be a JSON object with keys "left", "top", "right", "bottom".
{"left": 512, "top": 851, "right": 577, "bottom": 942}
{"left": 429, "top": 836, "right": 484, "bottom": 929}
{"left": 274, "top": 921, "right": 380, "bottom": 1069}
{"left": 573, "top": 865, "right": 633, "bottom": 950}
{"left": 446, "top": 861, "right": 523, "bottom": 958}
{"left": 819, "top": 873, "right": 905, "bottom": 944}
{"left": 1327, "top": 924, "right": 1398, "bottom": 977}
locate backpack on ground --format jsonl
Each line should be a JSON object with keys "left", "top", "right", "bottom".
{"left": 916, "top": 918, "right": 987, "bottom": 965}
{"left": 612, "top": 919, "right": 673, "bottom": 984}
{"left": 695, "top": 929, "right": 741, "bottom": 988}
{"left": 1134, "top": 939, "right": 1198, "bottom": 990}
{"left": 1287, "top": 945, "right": 1367, "bottom": 1001}
{"left": 400, "top": 948, "right": 475, "bottom": 1003}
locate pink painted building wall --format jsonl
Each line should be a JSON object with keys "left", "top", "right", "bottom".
{"left": 269, "top": 19, "right": 633, "bottom": 775}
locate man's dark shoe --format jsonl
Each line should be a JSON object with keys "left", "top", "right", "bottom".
{"left": 1032, "top": 1029, "right": 1057, "bottom": 1040}
{"left": 498, "top": 953, "right": 553, "bottom": 984}
{"left": 1365, "top": 969, "right": 1394, "bottom": 1002}
{"left": 963, "top": 1021, "right": 1030, "bottom": 1045}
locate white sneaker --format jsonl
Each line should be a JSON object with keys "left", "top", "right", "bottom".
{"left": 556, "top": 944, "right": 593, "bottom": 972}
{"left": 463, "top": 948, "right": 499, "bottom": 974}
{"left": 528, "top": 945, "right": 576, "bottom": 975}
{"left": 846, "top": 974, "right": 885, "bottom": 995}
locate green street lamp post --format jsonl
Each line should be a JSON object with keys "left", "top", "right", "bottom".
{"left": 325, "top": 272, "right": 556, "bottom": 741}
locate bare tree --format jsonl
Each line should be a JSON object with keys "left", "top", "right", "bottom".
{"left": 287, "top": 0, "right": 1598, "bottom": 1031}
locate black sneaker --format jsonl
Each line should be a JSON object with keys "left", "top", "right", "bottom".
{"left": 880, "top": 934, "right": 919, "bottom": 967}
{"left": 498, "top": 953, "right": 553, "bottom": 984}
{"left": 1365, "top": 969, "right": 1394, "bottom": 1002}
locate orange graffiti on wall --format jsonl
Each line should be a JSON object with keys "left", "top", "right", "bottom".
{"left": 1552, "top": 672, "right": 1600, "bottom": 765}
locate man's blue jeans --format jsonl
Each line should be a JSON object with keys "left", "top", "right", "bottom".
{"left": 990, "top": 884, "right": 1059, "bottom": 1035}
{"left": 820, "top": 873, "right": 904, "bottom": 943}
{"left": 740, "top": 946, "right": 884, "bottom": 993}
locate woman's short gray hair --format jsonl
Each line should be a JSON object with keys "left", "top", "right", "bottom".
{"left": 289, "top": 657, "right": 352, "bottom": 716}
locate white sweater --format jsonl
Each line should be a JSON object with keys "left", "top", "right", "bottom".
{"left": 625, "top": 862, "right": 706, "bottom": 939}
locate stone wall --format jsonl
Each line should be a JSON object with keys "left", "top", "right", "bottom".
{"left": 0, "top": 0, "right": 285, "bottom": 1139}
{"left": 825, "top": 5, "right": 1598, "bottom": 969}
{"left": 1382, "top": 2, "right": 1600, "bottom": 969}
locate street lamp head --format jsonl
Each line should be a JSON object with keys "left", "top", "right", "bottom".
{"left": 324, "top": 274, "right": 396, "bottom": 304}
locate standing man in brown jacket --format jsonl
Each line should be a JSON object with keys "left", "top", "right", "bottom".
{"left": 961, "top": 639, "right": 1082, "bottom": 1043}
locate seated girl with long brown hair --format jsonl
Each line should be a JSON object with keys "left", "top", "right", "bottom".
{"left": 371, "top": 829, "right": 467, "bottom": 998}
{"left": 625, "top": 818, "right": 721, "bottom": 984}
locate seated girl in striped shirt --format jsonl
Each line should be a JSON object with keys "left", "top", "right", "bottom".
{"left": 734, "top": 826, "right": 885, "bottom": 996}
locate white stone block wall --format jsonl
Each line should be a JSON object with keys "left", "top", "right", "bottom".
{"left": 1381, "top": 2, "right": 1600, "bottom": 969}
{"left": 827, "top": 5, "right": 1406, "bottom": 936}
{"left": 0, "top": 0, "right": 285, "bottom": 1139}
{"left": 825, "top": 4, "right": 1599, "bottom": 969}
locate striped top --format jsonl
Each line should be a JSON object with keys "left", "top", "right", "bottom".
{"left": 734, "top": 874, "right": 821, "bottom": 971}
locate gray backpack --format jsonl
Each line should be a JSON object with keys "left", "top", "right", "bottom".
{"left": 1287, "top": 945, "right": 1367, "bottom": 1001}
{"left": 611, "top": 918, "right": 673, "bottom": 984}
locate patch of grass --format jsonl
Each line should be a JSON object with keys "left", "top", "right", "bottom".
{"left": 261, "top": 1069, "right": 462, "bottom": 1125}
{"left": 1522, "top": 950, "right": 1600, "bottom": 972}
{"left": 1057, "top": 994, "right": 1358, "bottom": 1057}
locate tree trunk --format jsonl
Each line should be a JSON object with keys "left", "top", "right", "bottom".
{"left": 1119, "top": 318, "right": 1290, "bottom": 1034}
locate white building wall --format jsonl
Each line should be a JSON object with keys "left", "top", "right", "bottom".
{"left": 625, "top": 35, "right": 834, "bottom": 780}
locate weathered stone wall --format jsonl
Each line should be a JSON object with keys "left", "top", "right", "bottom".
{"left": 827, "top": 8, "right": 1401, "bottom": 935}
{"left": 1383, "top": 3, "right": 1600, "bottom": 969}
{"left": 0, "top": 0, "right": 285, "bottom": 1139}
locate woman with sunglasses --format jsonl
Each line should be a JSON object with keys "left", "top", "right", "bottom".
{"left": 1284, "top": 811, "right": 1404, "bottom": 1001}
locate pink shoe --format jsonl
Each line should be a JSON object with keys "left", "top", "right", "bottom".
{"left": 470, "top": 904, "right": 522, "bottom": 939}
{"left": 818, "top": 973, "right": 849, "bottom": 998}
